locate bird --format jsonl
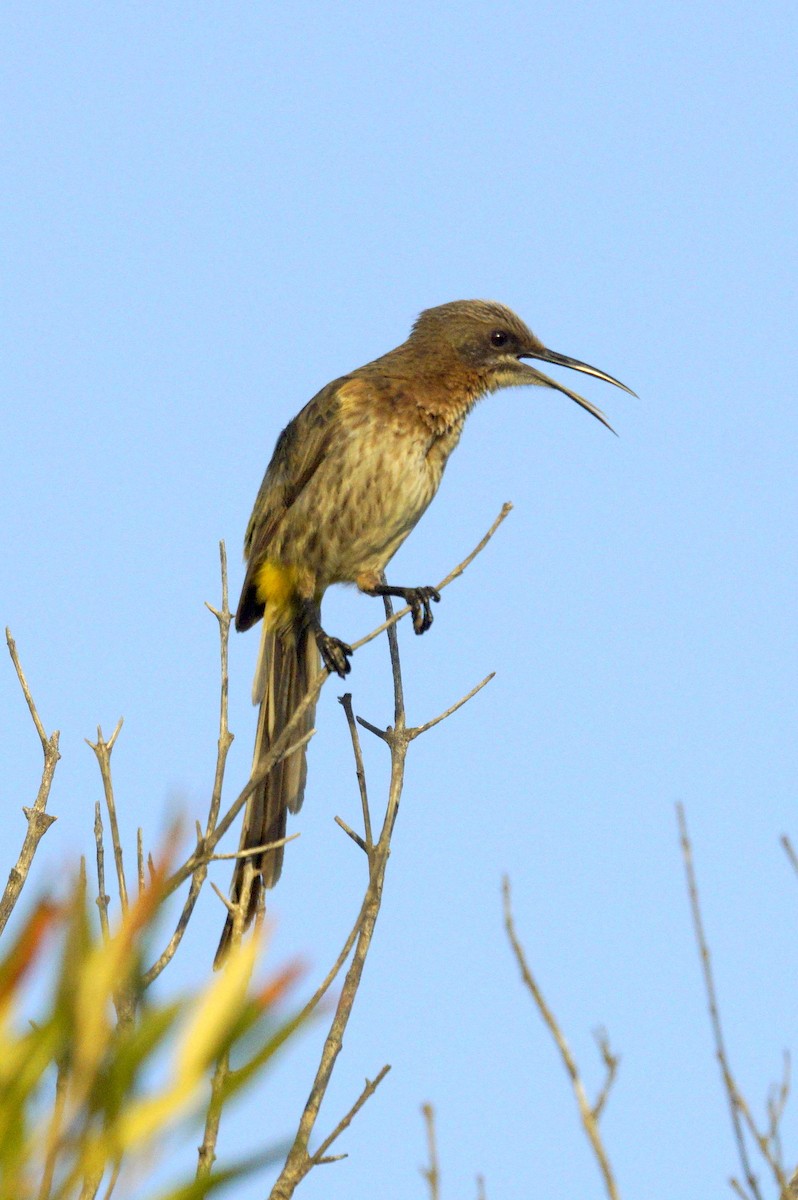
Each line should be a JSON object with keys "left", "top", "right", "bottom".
{"left": 215, "top": 300, "right": 634, "bottom": 963}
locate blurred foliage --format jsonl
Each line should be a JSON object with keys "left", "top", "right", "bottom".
{"left": 0, "top": 856, "right": 307, "bottom": 1200}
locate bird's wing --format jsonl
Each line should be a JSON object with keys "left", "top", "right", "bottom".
{"left": 235, "top": 378, "right": 347, "bottom": 630}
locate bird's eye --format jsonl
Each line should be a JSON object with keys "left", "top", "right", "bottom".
{"left": 490, "top": 329, "right": 509, "bottom": 347}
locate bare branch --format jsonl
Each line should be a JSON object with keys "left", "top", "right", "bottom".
{"left": 0, "top": 630, "right": 60, "bottom": 935}
{"left": 728, "top": 1080, "right": 791, "bottom": 1196}
{"left": 334, "top": 816, "right": 368, "bottom": 854}
{"left": 308, "top": 1065, "right": 391, "bottom": 1168}
{"left": 503, "top": 875, "right": 620, "bottom": 1200}
{"left": 339, "top": 693, "right": 372, "bottom": 849}
{"left": 198, "top": 855, "right": 259, "bottom": 1179}
{"left": 767, "top": 1053, "right": 790, "bottom": 1153}
{"left": 210, "top": 833, "right": 301, "bottom": 862}
{"left": 86, "top": 719, "right": 128, "bottom": 913}
{"left": 592, "top": 1028, "right": 620, "bottom": 1122}
{"left": 136, "top": 829, "right": 145, "bottom": 895}
{"left": 420, "top": 1103, "right": 441, "bottom": 1200}
{"left": 203, "top": 541, "right": 235, "bottom": 836}
{"left": 355, "top": 715, "right": 389, "bottom": 742}
{"left": 210, "top": 881, "right": 236, "bottom": 916}
{"left": 6, "top": 627, "right": 50, "bottom": 747}
{"left": 780, "top": 835, "right": 798, "bottom": 879}
{"left": 408, "top": 672, "right": 495, "bottom": 740}
{"left": 677, "top": 804, "right": 765, "bottom": 1200}
{"left": 93, "top": 802, "right": 111, "bottom": 941}
{"left": 196, "top": 1048, "right": 231, "bottom": 1178}
{"left": 144, "top": 542, "right": 237, "bottom": 986}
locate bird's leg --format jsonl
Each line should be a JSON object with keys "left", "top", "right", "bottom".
{"left": 300, "top": 600, "right": 352, "bottom": 677}
{"left": 358, "top": 578, "right": 441, "bottom": 635}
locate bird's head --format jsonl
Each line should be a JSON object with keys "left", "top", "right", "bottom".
{"left": 410, "top": 300, "right": 636, "bottom": 431}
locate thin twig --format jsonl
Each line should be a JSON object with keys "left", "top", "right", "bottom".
{"left": 86, "top": 719, "right": 128, "bottom": 912}
{"left": 355, "top": 715, "right": 388, "bottom": 742}
{"left": 0, "top": 630, "right": 60, "bottom": 935}
{"left": 767, "top": 1053, "right": 790, "bottom": 1156}
{"left": 145, "top": 543, "right": 236, "bottom": 987}
{"left": 334, "top": 816, "right": 367, "bottom": 853}
{"left": 136, "top": 829, "right": 144, "bottom": 895}
{"left": 339, "top": 693, "right": 372, "bottom": 849}
{"left": 384, "top": 592, "right": 405, "bottom": 725}
{"left": 420, "top": 1103, "right": 441, "bottom": 1200}
{"left": 210, "top": 881, "right": 236, "bottom": 916}
{"left": 94, "top": 802, "right": 111, "bottom": 941}
{"left": 728, "top": 1080, "right": 791, "bottom": 1196}
{"left": 204, "top": 541, "right": 235, "bottom": 835}
{"left": 308, "top": 1065, "right": 391, "bottom": 1168}
{"left": 503, "top": 876, "right": 620, "bottom": 1200}
{"left": 780, "top": 835, "right": 798, "bottom": 879}
{"left": 677, "top": 804, "right": 764, "bottom": 1200}
{"left": 198, "top": 861, "right": 261, "bottom": 1177}
{"left": 197, "top": 1049, "right": 231, "bottom": 1178}
{"left": 210, "top": 833, "right": 301, "bottom": 862}
{"left": 408, "top": 672, "right": 495, "bottom": 740}
{"left": 5, "top": 628, "right": 49, "bottom": 746}
{"left": 588, "top": 1032, "right": 619, "bottom": 1123}
{"left": 592, "top": 1028, "right": 620, "bottom": 1122}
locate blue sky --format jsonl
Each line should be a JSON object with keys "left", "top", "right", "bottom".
{"left": 3, "top": 2, "right": 797, "bottom": 1196}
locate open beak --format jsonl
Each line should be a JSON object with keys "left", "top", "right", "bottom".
{"left": 518, "top": 346, "right": 637, "bottom": 434}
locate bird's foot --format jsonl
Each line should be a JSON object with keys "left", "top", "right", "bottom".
{"left": 400, "top": 586, "right": 441, "bottom": 634}
{"left": 317, "top": 632, "right": 353, "bottom": 677}
{"left": 359, "top": 579, "right": 442, "bottom": 635}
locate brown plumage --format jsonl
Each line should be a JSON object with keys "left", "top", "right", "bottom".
{"left": 215, "top": 300, "right": 634, "bottom": 964}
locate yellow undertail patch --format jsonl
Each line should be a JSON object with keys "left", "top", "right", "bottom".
{"left": 255, "top": 560, "right": 302, "bottom": 625}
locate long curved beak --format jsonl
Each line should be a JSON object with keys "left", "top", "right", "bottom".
{"left": 518, "top": 346, "right": 637, "bottom": 434}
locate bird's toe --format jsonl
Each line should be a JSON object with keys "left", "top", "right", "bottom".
{"left": 318, "top": 634, "right": 353, "bottom": 677}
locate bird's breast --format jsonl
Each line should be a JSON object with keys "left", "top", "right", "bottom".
{"left": 274, "top": 404, "right": 458, "bottom": 586}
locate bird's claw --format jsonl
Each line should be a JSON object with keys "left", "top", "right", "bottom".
{"left": 317, "top": 633, "right": 353, "bottom": 678}
{"left": 407, "top": 586, "right": 441, "bottom": 635}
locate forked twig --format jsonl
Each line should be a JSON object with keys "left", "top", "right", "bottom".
{"left": 676, "top": 804, "right": 790, "bottom": 1199}
{"left": 503, "top": 876, "right": 620, "bottom": 1200}
{"left": 339, "top": 693, "right": 372, "bottom": 849}
{"left": 308, "top": 1065, "right": 391, "bottom": 1169}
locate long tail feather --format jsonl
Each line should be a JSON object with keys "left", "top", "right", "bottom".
{"left": 214, "top": 617, "right": 318, "bottom": 967}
